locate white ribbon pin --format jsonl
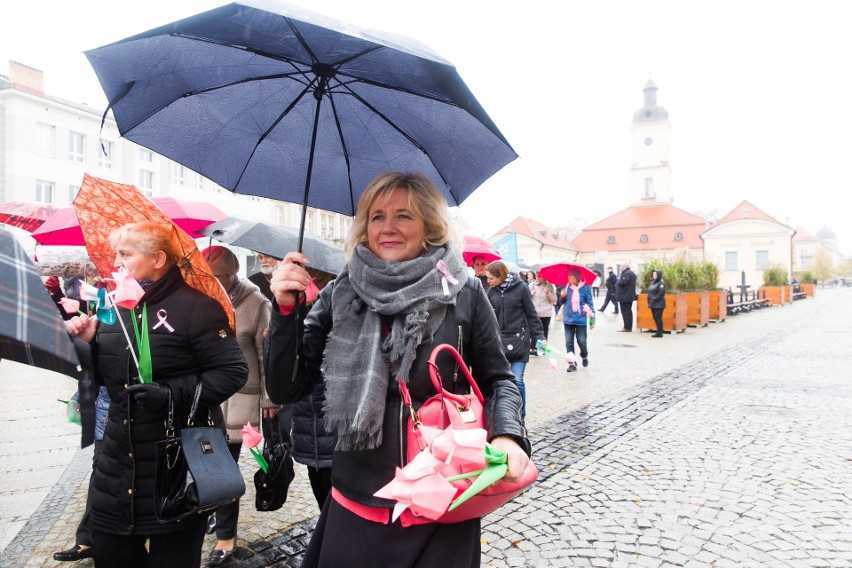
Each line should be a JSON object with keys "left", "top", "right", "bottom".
{"left": 152, "top": 309, "right": 175, "bottom": 333}
{"left": 436, "top": 259, "right": 459, "bottom": 297}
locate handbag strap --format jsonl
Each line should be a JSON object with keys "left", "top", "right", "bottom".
{"left": 186, "top": 382, "right": 204, "bottom": 426}
{"left": 397, "top": 343, "right": 485, "bottom": 427}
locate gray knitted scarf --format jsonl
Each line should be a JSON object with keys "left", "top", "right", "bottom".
{"left": 321, "top": 243, "right": 467, "bottom": 451}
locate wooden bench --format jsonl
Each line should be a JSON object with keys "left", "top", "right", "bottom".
{"left": 727, "top": 298, "right": 769, "bottom": 315}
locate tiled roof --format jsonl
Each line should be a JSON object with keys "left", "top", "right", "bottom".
{"left": 491, "top": 217, "right": 577, "bottom": 252}
{"left": 569, "top": 204, "right": 706, "bottom": 252}
{"left": 714, "top": 200, "right": 782, "bottom": 226}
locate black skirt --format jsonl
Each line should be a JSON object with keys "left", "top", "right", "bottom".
{"left": 301, "top": 497, "right": 481, "bottom": 567}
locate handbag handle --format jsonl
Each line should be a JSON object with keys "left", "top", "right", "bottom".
{"left": 165, "top": 382, "right": 204, "bottom": 434}
{"left": 426, "top": 344, "right": 485, "bottom": 407}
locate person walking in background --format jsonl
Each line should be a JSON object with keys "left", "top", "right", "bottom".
{"left": 265, "top": 172, "right": 529, "bottom": 567}
{"left": 530, "top": 273, "right": 557, "bottom": 343}
{"left": 599, "top": 267, "right": 619, "bottom": 314}
{"left": 64, "top": 221, "right": 248, "bottom": 568}
{"left": 486, "top": 260, "right": 545, "bottom": 421}
{"left": 558, "top": 269, "right": 595, "bottom": 372}
{"left": 647, "top": 269, "right": 666, "bottom": 338}
{"left": 471, "top": 254, "right": 490, "bottom": 291}
{"left": 249, "top": 252, "right": 280, "bottom": 302}
{"left": 616, "top": 262, "right": 637, "bottom": 332}
{"left": 591, "top": 271, "right": 601, "bottom": 298}
{"left": 202, "top": 246, "right": 274, "bottom": 566}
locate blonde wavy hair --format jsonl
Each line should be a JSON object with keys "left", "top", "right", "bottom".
{"left": 108, "top": 221, "right": 183, "bottom": 268}
{"left": 344, "top": 172, "right": 460, "bottom": 257}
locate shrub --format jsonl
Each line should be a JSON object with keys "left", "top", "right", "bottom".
{"left": 762, "top": 265, "right": 788, "bottom": 286}
{"left": 800, "top": 271, "right": 815, "bottom": 284}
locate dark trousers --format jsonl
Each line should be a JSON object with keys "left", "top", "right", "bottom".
{"left": 539, "top": 317, "right": 551, "bottom": 340}
{"left": 91, "top": 514, "right": 206, "bottom": 568}
{"left": 651, "top": 308, "right": 664, "bottom": 334}
{"left": 213, "top": 442, "right": 243, "bottom": 540}
{"left": 564, "top": 324, "right": 589, "bottom": 359}
{"left": 75, "top": 440, "right": 103, "bottom": 547}
{"left": 302, "top": 497, "right": 481, "bottom": 567}
{"left": 619, "top": 301, "right": 634, "bottom": 330}
{"left": 600, "top": 289, "right": 618, "bottom": 313}
{"left": 307, "top": 466, "right": 333, "bottom": 510}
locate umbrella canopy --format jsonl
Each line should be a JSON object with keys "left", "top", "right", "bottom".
{"left": 0, "top": 229, "right": 81, "bottom": 377}
{"left": 538, "top": 262, "right": 598, "bottom": 287}
{"left": 72, "top": 174, "right": 235, "bottom": 331}
{"left": 85, "top": 0, "right": 517, "bottom": 248}
{"left": 199, "top": 217, "right": 345, "bottom": 276}
{"left": 461, "top": 235, "right": 501, "bottom": 266}
{"left": 32, "top": 197, "right": 227, "bottom": 245}
{"left": 0, "top": 201, "right": 61, "bottom": 233}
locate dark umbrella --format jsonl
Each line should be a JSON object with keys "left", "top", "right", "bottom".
{"left": 0, "top": 229, "right": 81, "bottom": 377}
{"left": 85, "top": 0, "right": 516, "bottom": 249}
{"left": 199, "top": 217, "right": 345, "bottom": 276}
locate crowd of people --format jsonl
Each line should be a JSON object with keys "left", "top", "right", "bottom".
{"left": 42, "top": 171, "right": 663, "bottom": 567}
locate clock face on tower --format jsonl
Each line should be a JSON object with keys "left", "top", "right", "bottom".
{"left": 644, "top": 137, "right": 654, "bottom": 146}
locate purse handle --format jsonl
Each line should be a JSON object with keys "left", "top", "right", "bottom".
{"left": 397, "top": 344, "right": 485, "bottom": 419}
{"left": 165, "top": 382, "right": 204, "bottom": 435}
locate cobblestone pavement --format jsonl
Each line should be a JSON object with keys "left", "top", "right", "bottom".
{"left": 1, "top": 288, "right": 850, "bottom": 567}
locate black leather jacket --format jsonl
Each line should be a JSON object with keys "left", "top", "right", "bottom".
{"left": 265, "top": 276, "right": 530, "bottom": 508}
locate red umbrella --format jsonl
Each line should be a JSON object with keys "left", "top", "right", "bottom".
{"left": 32, "top": 196, "right": 227, "bottom": 245}
{"left": 538, "top": 262, "right": 597, "bottom": 287}
{"left": 461, "top": 236, "right": 501, "bottom": 266}
{"left": 0, "top": 201, "right": 60, "bottom": 233}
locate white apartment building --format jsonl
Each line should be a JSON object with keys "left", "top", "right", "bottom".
{"left": 0, "top": 61, "right": 353, "bottom": 248}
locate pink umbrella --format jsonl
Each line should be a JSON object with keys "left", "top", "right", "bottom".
{"left": 31, "top": 197, "right": 227, "bottom": 245}
{"left": 0, "top": 201, "right": 60, "bottom": 233}
{"left": 538, "top": 262, "right": 597, "bottom": 287}
{"left": 462, "top": 235, "right": 501, "bottom": 266}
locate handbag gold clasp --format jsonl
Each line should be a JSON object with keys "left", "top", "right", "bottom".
{"left": 455, "top": 402, "right": 477, "bottom": 423}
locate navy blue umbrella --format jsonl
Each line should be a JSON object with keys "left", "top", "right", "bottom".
{"left": 85, "top": 0, "right": 517, "bottom": 248}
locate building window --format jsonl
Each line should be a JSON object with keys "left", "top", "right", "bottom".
{"left": 35, "top": 180, "right": 54, "bottom": 203}
{"left": 606, "top": 235, "right": 616, "bottom": 244}
{"left": 67, "top": 185, "right": 80, "bottom": 205}
{"left": 801, "top": 256, "right": 812, "bottom": 266}
{"left": 138, "top": 170, "right": 154, "bottom": 196}
{"left": 320, "top": 213, "right": 335, "bottom": 240}
{"left": 99, "top": 141, "right": 114, "bottom": 168}
{"left": 37, "top": 123, "right": 56, "bottom": 157}
{"left": 342, "top": 218, "right": 352, "bottom": 239}
{"left": 274, "top": 206, "right": 283, "bottom": 225}
{"left": 725, "top": 251, "right": 738, "bottom": 271}
{"left": 644, "top": 177, "right": 654, "bottom": 198}
{"left": 139, "top": 149, "right": 154, "bottom": 163}
{"left": 755, "top": 250, "right": 769, "bottom": 270}
{"left": 173, "top": 164, "right": 185, "bottom": 185}
{"left": 305, "top": 210, "right": 314, "bottom": 235}
{"left": 193, "top": 173, "right": 204, "bottom": 189}
{"left": 674, "top": 232, "right": 683, "bottom": 241}
{"left": 68, "top": 131, "right": 85, "bottom": 163}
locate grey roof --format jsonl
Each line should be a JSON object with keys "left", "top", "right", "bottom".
{"left": 632, "top": 79, "right": 669, "bottom": 124}
{"left": 816, "top": 226, "right": 837, "bottom": 240}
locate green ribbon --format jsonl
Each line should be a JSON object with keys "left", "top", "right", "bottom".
{"left": 130, "top": 304, "right": 153, "bottom": 384}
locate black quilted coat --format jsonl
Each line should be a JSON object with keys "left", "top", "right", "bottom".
{"left": 265, "top": 276, "right": 530, "bottom": 508}
{"left": 88, "top": 266, "right": 247, "bottom": 536}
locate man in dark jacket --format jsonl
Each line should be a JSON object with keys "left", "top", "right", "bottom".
{"left": 598, "top": 267, "right": 619, "bottom": 314}
{"left": 615, "top": 263, "right": 637, "bottom": 332}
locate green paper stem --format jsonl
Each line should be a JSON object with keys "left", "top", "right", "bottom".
{"left": 130, "top": 304, "right": 153, "bottom": 384}
{"left": 57, "top": 399, "right": 69, "bottom": 404}
{"left": 447, "top": 463, "right": 509, "bottom": 511}
{"left": 249, "top": 447, "right": 269, "bottom": 473}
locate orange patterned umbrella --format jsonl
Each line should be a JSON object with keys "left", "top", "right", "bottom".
{"left": 72, "top": 174, "right": 235, "bottom": 331}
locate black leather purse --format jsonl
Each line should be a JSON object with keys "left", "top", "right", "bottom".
{"left": 154, "top": 383, "right": 246, "bottom": 523}
{"left": 253, "top": 413, "right": 295, "bottom": 512}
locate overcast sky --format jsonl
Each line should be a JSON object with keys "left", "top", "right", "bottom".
{"left": 2, "top": 0, "right": 850, "bottom": 255}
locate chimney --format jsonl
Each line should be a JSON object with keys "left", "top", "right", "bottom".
{"left": 9, "top": 61, "right": 44, "bottom": 95}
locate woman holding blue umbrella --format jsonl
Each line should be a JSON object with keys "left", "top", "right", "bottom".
{"left": 265, "top": 172, "right": 530, "bottom": 566}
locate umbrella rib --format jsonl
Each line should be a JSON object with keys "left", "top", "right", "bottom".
{"left": 329, "top": 80, "right": 454, "bottom": 197}
{"left": 325, "top": 94, "right": 356, "bottom": 215}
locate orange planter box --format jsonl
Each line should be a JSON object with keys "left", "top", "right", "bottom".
{"left": 708, "top": 290, "right": 727, "bottom": 321}
{"left": 686, "top": 291, "right": 710, "bottom": 327}
{"left": 637, "top": 293, "right": 687, "bottom": 332}
{"left": 760, "top": 286, "right": 785, "bottom": 305}
{"left": 800, "top": 283, "right": 815, "bottom": 298}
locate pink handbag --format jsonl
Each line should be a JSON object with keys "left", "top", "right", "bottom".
{"left": 398, "top": 343, "right": 538, "bottom": 523}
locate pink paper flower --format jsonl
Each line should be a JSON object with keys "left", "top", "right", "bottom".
{"left": 429, "top": 425, "right": 488, "bottom": 469}
{"left": 58, "top": 297, "right": 80, "bottom": 315}
{"left": 374, "top": 451, "right": 458, "bottom": 522}
{"left": 549, "top": 356, "right": 559, "bottom": 371}
{"left": 565, "top": 352, "right": 579, "bottom": 365}
{"left": 241, "top": 422, "right": 263, "bottom": 449}
{"left": 111, "top": 268, "right": 145, "bottom": 309}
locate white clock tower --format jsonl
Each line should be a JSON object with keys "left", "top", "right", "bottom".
{"left": 629, "top": 80, "right": 672, "bottom": 205}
